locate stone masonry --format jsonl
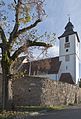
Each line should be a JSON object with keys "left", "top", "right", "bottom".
{"left": 0, "top": 76, "right": 81, "bottom": 106}
{"left": 12, "top": 76, "right": 81, "bottom": 106}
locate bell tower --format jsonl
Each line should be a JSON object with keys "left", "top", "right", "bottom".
{"left": 58, "top": 20, "right": 80, "bottom": 84}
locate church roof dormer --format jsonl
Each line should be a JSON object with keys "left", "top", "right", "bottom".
{"left": 58, "top": 20, "right": 80, "bottom": 42}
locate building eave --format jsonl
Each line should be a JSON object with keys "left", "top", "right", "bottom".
{"left": 58, "top": 31, "right": 80, "bottom": 42}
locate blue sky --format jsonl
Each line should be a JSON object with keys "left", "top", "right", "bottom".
{"left": 37, "top": 0, "right": 81, "bottom": 57}
{"left": 2, "top": 0, "right": 81, "bottom": 58}
{"left": 37, "top": 0, "right": 81, "bottom": 76}
{"left": 1, "top": 0, "right": 81, "bottom": 77}
{"left": 41, "top": 0, "right": 81, "bottom": 34}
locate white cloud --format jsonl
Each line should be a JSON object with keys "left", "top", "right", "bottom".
{"left": 31, "top": 44, "right": 59, "bottom": 60}
{"left": 47, "top": 45, "right": 59, "bottom": 57}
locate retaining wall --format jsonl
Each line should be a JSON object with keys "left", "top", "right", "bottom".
{"left": 12, "top": 76, "right": 81, "bottom": 106}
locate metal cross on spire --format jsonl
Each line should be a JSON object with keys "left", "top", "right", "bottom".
{"left": 69, "top": 16, "right": 70, "bottom": 22}
{"left": 67, "top": 14, "right": 70, "bottom": 22}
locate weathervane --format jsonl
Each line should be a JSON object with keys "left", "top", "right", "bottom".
{"left": 67, "top": 14, "right": 70, "bottom": 22}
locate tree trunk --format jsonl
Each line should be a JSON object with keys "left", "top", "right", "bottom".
{"left": 1, "top": 59, "right": 12, "bottom": 110}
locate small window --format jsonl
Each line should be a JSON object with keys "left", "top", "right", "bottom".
{"left": 65, "top": 36, "right": 69, "bottom": 42}
{"left": 65, "top": 55, "right": 70, "bottom": 61}
{"left": 66, "top": 49, "right": 68, "bottom": 52}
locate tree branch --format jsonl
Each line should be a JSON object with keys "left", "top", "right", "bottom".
{"left": 0, "top": 26, "right": 7, "bottom": 44}
{"left": 0, "top": 43, "right": 3, "bottom": 48}
{"left": 9, "top": 0, "right": 21, "bottom": 44}
{"left": 9, "top": 1, "right": 42, "bottom": 45}
{"left": 11, "top": 40, "right": 52, "bottom": 61}
{"left": 15, "top": 19, "right": 41, "bottom": 38}
{"left": 14, "top": 0, "right": 17, "bottom": 4}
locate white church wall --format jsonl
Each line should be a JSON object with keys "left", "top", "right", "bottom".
{"left": 58, "top": 33, "right": 80, "bottom": 84}
{"left": 59, "top": 55, "right": 75, "bottom": 80}
{"left": 59, "top": 34, "right": 75, "bottom": 57}
{"left": 75, "top": 56, "right": 80, "bottom": 83}
{"left": 74, "top": 35, "right": 80, "bottom": 84}
{"left": 75, "top": 35, "right": 80, "bottom": 58}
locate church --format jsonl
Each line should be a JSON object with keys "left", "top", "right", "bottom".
{"left": 17, "top": 20, "right": 80, "bottom": 84}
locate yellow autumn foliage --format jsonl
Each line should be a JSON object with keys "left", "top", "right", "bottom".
{"left": 18, "top": 16, "right": 31, "bottom": 24}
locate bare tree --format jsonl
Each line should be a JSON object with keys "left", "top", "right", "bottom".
{"left": 0, "top": 0, "right": 52, "bottom": 110}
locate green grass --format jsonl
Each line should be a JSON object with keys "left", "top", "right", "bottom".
{"left": 0, "top": 106, "right": 64, "bottom": 119}
{"left": 48, "top": 105, "right": 64, "bottom": 110}
{"left": 16, "top": 105, "right": 64, "bottom": 112}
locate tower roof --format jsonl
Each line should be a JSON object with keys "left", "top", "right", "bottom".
{"left": 58, "top": 20, "right": 80, "bottom": 42}
{"left": 65, "top": 21, "right": 74, "bottom": 32}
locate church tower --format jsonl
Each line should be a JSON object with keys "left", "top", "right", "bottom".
{"left": 58, "top": 19, "right": 80, "bottom": 84}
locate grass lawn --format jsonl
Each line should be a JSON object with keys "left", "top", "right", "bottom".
{"left": 0, "top": 105, "right": 64, "bottom": 119}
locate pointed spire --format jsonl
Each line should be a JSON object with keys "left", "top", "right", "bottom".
{"left": 58, "top": 17, "right": 80, "bottom": 42}
{"left": 65, "top": 17, "right": 74, "bottom": 31}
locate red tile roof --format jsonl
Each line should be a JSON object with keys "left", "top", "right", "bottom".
{"left": 20, "top": 57, "right": 61, "bottom": 75}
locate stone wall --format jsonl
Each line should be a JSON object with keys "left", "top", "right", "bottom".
{"left": 12, "top": 76, "right": 81, "bottom": 106}
{"left": 12, "top": 76, "right": 43, "bottom": 106}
